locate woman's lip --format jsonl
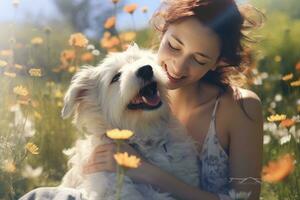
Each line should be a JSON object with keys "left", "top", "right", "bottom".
{"left": 163, "top": 63, "right": 184, "bottom": 83}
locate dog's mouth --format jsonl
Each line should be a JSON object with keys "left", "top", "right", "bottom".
{"left": 128, "top": 81, "right": 162, "bottom": 110}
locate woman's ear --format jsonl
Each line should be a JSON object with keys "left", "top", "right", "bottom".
{"left": 214, "top": 58, "right": 231, "bottom": 70}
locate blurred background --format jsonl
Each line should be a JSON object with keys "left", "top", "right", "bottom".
{"left": 0, "top": 0, "right": 299, "bottom": 199}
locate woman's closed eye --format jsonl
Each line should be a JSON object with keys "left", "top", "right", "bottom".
{"left": 193, "top": 58, "right": 206, "bottom": 66}
{"left": 167, "top": 41, "right": 181, "bottom": 51}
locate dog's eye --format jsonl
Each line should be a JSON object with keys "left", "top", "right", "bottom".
{"left": 111, "top": 72, "right": 121, "bottom": 84}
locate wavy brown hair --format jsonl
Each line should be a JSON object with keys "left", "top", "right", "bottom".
{"left": 151, "top": 0, "right": 264, "bottom": 92}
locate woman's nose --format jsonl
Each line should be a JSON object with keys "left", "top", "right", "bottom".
{"left": 172, "top": 57, "right": 189, "bottom": 76}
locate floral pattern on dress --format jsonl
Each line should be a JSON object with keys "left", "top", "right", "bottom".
{"left": 198, "top": 99, "right": 230, "bottom": 195}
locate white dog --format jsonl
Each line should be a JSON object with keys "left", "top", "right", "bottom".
{"left": 59, "top": 44, "right": 199, "bottom": 200}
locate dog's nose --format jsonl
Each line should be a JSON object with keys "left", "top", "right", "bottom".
{"left": 136, "top": 65, "right": 153, "bottom": 81}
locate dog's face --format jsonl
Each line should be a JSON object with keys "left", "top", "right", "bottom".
{"left": 62, "top": 44, "right": 169, "bottom": 132}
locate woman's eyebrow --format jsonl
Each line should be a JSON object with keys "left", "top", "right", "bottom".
{"left": 171, "top": 34, "right": 211, "bottom": 60}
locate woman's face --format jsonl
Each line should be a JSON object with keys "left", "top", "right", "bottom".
{"left": 157, "top": 17, "right": 221, "bottom": 90}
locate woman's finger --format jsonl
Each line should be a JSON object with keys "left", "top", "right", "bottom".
{"left": 83, "top": 163, "right": 108, "bottom": 174}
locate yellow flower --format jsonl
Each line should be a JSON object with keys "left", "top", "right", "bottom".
{"left": 31, "top": 37, "right": 43, "bottom": 45}
{"left": 0, "top": 60, "right": 8, "bottom": 67}
{"left": 15, "top": 64, "right": 23, "bottom": 69}
{"left": 54, "top": 89, "right": 64, "bottom": 98}
{"left": 290, "top": 80, "right": 300, "bottom": 87}
{"left": 69, "top": 33, "right": 89, "bottom": 48}
{"left": 34, "top": 111, "right": 42, "bottom": 120}
{"left": 281, "top": 73, "right": 293, "bottom": 81}
{"left": 104, "top": 16, "right": 116, "bottom": 29}
{"left": 25, "top": 142, "right": 39, "bottom": 155}
{"left": 57, "top": 101, "right": 63, "bottom": 107}
{"left": 13, "top": 85, "right": 29, "bottom": 96}
{"left": 4, "top": 71, "right": 16, "bottom": 78}
{"left": 3, "top": 160, "right": 16, "bottom": 173}
{"left": 29, "top": 68, "right": 42, "bottom": 77}
{"left": 274, "top": 55, "right": 282, "bottom": 63}
{"left": 119, "top": 32, "right": 136, "bottom": 42}
{"left": 114, "top": 152, "right": 141, "bottom": 168}
{"left": 123, "top": 4, "right": 138, "bottom": 14}
{"left": 68, "top": 66, "right": 78, "bottom": 73}
{"left": 267, "top": 114, "right": 286, "bottom": 122}
{"left": 262, "top": 153, "right": 295, "bottom": 183}
{"left": 0, "top": 50, "right": 13, "bottom": 57}
{"left": 106, "top": 129, "right": 134, "bottom": 140}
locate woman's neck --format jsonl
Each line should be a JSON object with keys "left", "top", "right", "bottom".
{"left": 168, "top": 81, "right": 220, "bottom": 112}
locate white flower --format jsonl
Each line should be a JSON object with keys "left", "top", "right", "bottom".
{"left": 92, "top": 49, "right": 100, "bottom": 56}
{"left": 87, "top": 44, "right": 95, "bottom": 50}
{"left": 274, "top": 94, "right": 282, "bottom": 102}
{"left": 62, "top": 148, "right": 75, "bottom": 156}
{"left": 270, "top": 101, "right": 276, "bottom": 109}
{"left": 279, "top": 135, "right": 291, "bottom": 145}
{"left": 271, "top": 127, "right": 289, "bottom": 139}
{"left": 229, "top": 189, "right": 251, "bottom": 200}
{"left": 263, "top": 122, "right": 277, "bottom": 132}
{"left": 22, "top": 165, "right": 43, "bottom": 178}
{"left": 263, "top": 135, "right": 271, "bottom": 145}
{"left": 261, "top": 72, "right": 269, "bottom": 79}
{"left": 253, "top": 76, "right": 262, "bottom": 85}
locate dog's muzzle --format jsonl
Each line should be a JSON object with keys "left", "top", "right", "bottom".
{"left": 128, "top": 65, "right": 162, "bottom": 110}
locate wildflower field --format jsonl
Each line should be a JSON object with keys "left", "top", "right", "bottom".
{"left": 0, "top": 0, "right": 299, "bottom": 199}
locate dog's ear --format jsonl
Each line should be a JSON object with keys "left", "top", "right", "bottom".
{"left": 61, "top": 67, "right": 95, "bottom": 119}
{"left": 126, "top": 42, "right": 139, "bottom": 52}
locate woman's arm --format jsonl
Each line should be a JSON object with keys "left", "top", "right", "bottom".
{"left": 226, "top": 90, "right": 264, "bottom": 200}
{"left": 128, "top": 160, "right": 220, "bottom": 200}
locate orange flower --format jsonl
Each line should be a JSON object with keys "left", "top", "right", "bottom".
{"left": 104, "top": 16, "right": 116, "bottom": 29}
{"left": 112, "top": 0, "right": 119, "bottom": 4}
{"left": 281, "top": 73, "right": 293, "bottom": 81}
{"left": 114, "top": 152, "right": 141, "bottom": 168}
{"left": 296, "top": 61, "right": 300, "bottom": 71}
{"left": 60, "top": 49, "right": 76, "bottom": 64}
{"left": 81, "top": 52, "right": 94, "bottom": 62}
{"left": 69, "top": 33, "right": 89, "bottom": 48}
{"left": 100, "top": 36, "right": 120, "bottom": 49}
{"left": 141, "top": 6, "right": 148, "bottom": 13}
{"left": 119, "top": 32, "right": 136, "bottom": 42}
{"left": 280, "top": 118, "right": 296, "bottom": 128}
{"left": 290, "top": 80, "right": 300, "bottom": 87}
{"left": 262, "top": 154, "right": 295, "bottom": 183}
{"left": 123, "top": 4, "right": 138, "bottom": 14}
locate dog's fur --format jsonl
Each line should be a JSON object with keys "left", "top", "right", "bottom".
{"left": 60, "top": 44, "right": 199, "bottom": 200}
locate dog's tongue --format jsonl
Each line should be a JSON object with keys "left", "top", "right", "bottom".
{"left": 142, "top": 92, "right": 161, "bottom": 106}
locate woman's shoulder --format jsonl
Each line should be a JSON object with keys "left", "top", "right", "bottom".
{"left": 219, "top": 86, "right": 263, "bottom": 125}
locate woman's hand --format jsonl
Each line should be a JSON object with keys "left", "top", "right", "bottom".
{"left": 82, "top": 143, "right": 148, "bottom": 178}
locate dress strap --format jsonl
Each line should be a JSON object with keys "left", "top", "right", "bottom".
{"left": 211, "top": 92, "right": 221, "bottom": 120}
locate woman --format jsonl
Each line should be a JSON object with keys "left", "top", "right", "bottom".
{"left": 83, "top": 0, "right": 264, "bottom": 200}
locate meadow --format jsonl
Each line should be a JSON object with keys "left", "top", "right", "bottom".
{"left": 0, "top": 0, "right": 299, "bottom": 199}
